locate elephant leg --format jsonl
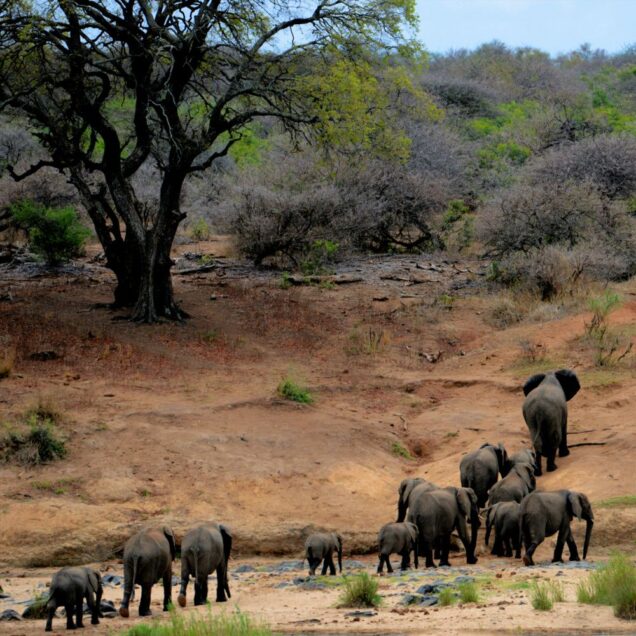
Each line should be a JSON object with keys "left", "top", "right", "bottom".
{"left": 421, "top": 538, "right": 436, "bottom": 568}
{"left": 377, "top": 555, "right": 383, "bottom": 574}
{"left": 399, "top": 551, "right": 410, "bottom": 571}
{"left": 433, "top": 539, "right": 441, "bottom": 561}
{"left": 492, "top": 530, "right": 503, "bottom": 556}
{"left": 193, "top": 580, "right": 202, "bottom": 605}
{"left": 328, "top": 554, "right": 336, "bottom": 576}
{"left": 86, "top": 588, "right": 99, "bottom": 626}
{"left": 413, "top": 544, "right": 419, "bottom": 569}
{"left": 504, "top": 536, "right": 513, "bottom": 558}
{"left": 534, "top": 452, "right": 543, "bottom": 476}
{"left": 546, "top": 449, "right": 557, "bottom": 472}
{"left": 514, "top": 534, "right": 522, "bottom": 559}
{"left": 201, "top": 577, "right": 209, "bottom": 604}
{"left": 178, "top": 574, "right": 189, "bottom": 608}
{"left": 75, "top": 601, "right": 84, "bottom": 629}
{"left": 162, "top": 571, "right": 172, "bottom": 611}
{"left": 65, "top": 604, "right": 75, "bottom": 630}
{"left": 552, "top": 525, "right": 568, "bottom": 562}
{"left": 139, "top": 585, "right": 152, "bottom": 617}
{"left": 320, "top": 558, "right": 328, "bottom": 576}
{"left": 216, "top": 565, "right": 227, "bottom": 603}
{"left": 385, "top": 554, "right": 394, "bottom": 573}
{"left": 439, "top": 535, "right": 451, "bottom": 567}
{"left": 45, "top": 604, "right": 56, "bottom": 632}
{"left": 566, "top": 529, "right": 580, "bottom": 561}
{"left": 456, "top": 518, "right": 477, "bottom": 565}
{"left": 523, "top": 540, "right": 539, "bottom": 566}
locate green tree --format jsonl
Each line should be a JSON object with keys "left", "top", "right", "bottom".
{"left": 0, "top": 0, "right": 417, "bottom": 321}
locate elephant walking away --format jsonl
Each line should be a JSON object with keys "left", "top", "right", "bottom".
{"left": 178, "top": 523, "right": 232, "bottom": 607}
{"left": 119, "top": 526, "right": 176, "bottom": 618}
{"left": 520, "top": 490, "right": 594, "bottom": 566}
{"left": 408, "top": 487, "right": 480, "bottom": 568}
{"left": 45, "top": 567, "right": 102, "bottom": 632}
{"left": 484, "top": 501, "right": 521, "bottom": 558}
{"left": 305, "top": 532, "right": 342, "bottom": 576}
{"left": 487, "top": 462, "right": 536, "bottom": 505}
{"left": 460, "top": 443, "right": 508, "bottom": 508}
{"left": 522, "top": 369, "right": 580, "bottom": 475}
{"left": 377, "top": 522, "right": 419, "bottom": 573}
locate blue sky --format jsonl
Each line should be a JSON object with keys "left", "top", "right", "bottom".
{"left": 416, "top": 0, "right": 636, "bottom": 56}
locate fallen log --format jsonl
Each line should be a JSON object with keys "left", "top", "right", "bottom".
{"left": 568, "top": 441, "right": 607, "bottom": 448}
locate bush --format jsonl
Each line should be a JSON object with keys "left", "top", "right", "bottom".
{"left": 458, "top": 581, "right": 480, "bottom": 603}
{"left": 277, "top": 377, "right": 313, "bottom": 404}
{"left": 190, "top": 217, "right": 212, "bottom": 241}
{"left": 585, "top": 291, "right": 632, "bottom": 366}
{"left": 0, "top": 416, "right": 67, "bottom": 465}
{"left": 338, "top": 573, "right": 381, "bottom": 608}
{"left": 10, "top": 200, "right": 90, "bottom": 265}
{"left": 391, "top": 442, "right": 412, "bottom": 460}
{"left": 119, "top": 608, "right": 272, "bottom": 635}
{"left": 577, "top": 553, "right": 636, "bottom": 619}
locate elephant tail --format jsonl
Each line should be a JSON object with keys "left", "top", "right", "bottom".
{"left": 306, "top": 545, "right": 313, "bottom": 566}
{"left": 191, "top": 546, "right": 200, "bottom": 582}
{"left": 124, "top": 555, "right": 139, "bottom": 602}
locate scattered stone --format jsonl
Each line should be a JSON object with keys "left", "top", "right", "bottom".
{"left": 234, "top": 564, "right": 256, "bottom": 574}
{"left": 102, "top": 574, "right": 123, "bottom": 587}
{"left": 0, "top": 610, "right": 22, "bottom": 621}
{"left": 343, "top": 559, "right": 366, "bottom": 570}
{"left": 263, "top": 560, "right": 304, "bottom": 573}
{"left": 373, "top": 295, "right": 389, "bottom": 302}
{"left": 454, "top": 575, "right": 475, "bottom": 584}
{"left": 99, "top": 600, "right": 117, "bottom": 618}
{"left": 401, "top": 593, "right": 438, "bottom": 607}
{"left": 344, "top": 610, "right": 377, "bottom": 618}
{"left": 416, "top": 581, "right": 451, "bottom": 595}
{"left": 292, "top": 577, "right": 327, "bottom": 590}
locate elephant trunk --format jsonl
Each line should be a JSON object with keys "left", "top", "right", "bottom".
{"left": 337, "top": 542, "right": 343, "bottom": 574}
{"left": 583, "top": 519, "right": 593, "bottom": 560}
{"left": 469, "top": 508, "right": 480, "bottom": 554}
{"left": 397, "top": 499, "right": 406, "bottom": 523}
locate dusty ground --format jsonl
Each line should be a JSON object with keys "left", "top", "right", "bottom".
{"left": 1, "top": 237, "right": 635, "bottom": 633}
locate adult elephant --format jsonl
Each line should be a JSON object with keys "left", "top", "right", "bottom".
{"left": 119, "top": 526, "right": 176, "bottom": 618}
{"left": 45, "top": 567, "right": 102, "bottom": 632}
{"left": 460, "top": 443, "right": 508, "bottom": 508}
{"left": 408, "top": 486, "right": 479, "bottom": 568}
{"left": 522, "top": 369, "right": 580, "bottom": 475}
{"left": 484, "top": 501, "right": 521, "bottom": 558}
{"left": 305, "top": 532, "right": 342, "bottom": 576}
{"left": 178, "top": 523, "right": 232, "bottom": 607}
{"left": 487, "top": 462, "right": 535, "bottom": 505}
{"left": 377, "top": 521, "right": 419, "bottom": 573}
{"left": 520, "top": 490, "right": 594, "bottom": 566}
{"left": 396, "top": 478, "right": 437, "bottom": 522}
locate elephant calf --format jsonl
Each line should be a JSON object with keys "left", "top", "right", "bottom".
{"left": 520, "top": 490, "right": 594, "bottom": 566}
{"left": 178, "top": 523, "right": 232, "bottom": 607}
{"left": 460, "top": 442, "right": 508, "bottom": 508}
{"left": 119, "top": 526, "right": 176, "bottom": 618}
{"left": 45, "top": 567, "right": 102, "bottom": 632}
{"left": 484, "top": 501, "right": 521, "bottom": 558}
{"left": 522, "top": 369, "right": 580, "bottom": 475}
{"left": 487, "top": 462, "right": 535, "bottom": 505}
{"left": 377, "top": 522, "right": 418, "bottom": 573}
{"left": 305, "top": 532, "right": 342, "bottom": 576}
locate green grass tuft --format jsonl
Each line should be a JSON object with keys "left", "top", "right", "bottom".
{"left": 458, "top": 581, "right": 479, "bottom": 603}
{"left": 390, "top": 441, "right": 412, "bottom": 459}
{"left": 577, "top": 553, "right": 636, "bottom": 620}
{"left": 118, "top": 608, "right": 272, "bottom": 635}
{"left": 277, "top": 377, "right": 313, "bottom": 404}
{"left": 530, "top": 581, "right": 553, "bottom": 611}
{"left": 337, "top": 573, "right": 381, "bottom": 608}
{"left": 597, "top": 495, "right": 636, "bottom": 508}
{"left": 438, "top": 587, "right": 456, "bottom": 606}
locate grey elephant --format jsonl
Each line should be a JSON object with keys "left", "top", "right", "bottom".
{"left": 119, "top": 526, "right": 176, "bottom": 618}
{"left": 520, "top": 490, "right": 594, "bottom": 566}
{"left": 522, "top": 369, "right": 580, "bottom": 475}
{"left": 396, "top": 478, "right": 437, "bottom": 522}
{"left": 505, "top": 448, "right": 536, "bottom": 472}
{"left": 484, "top": 501, "right": 521, "bottom": 558}
{"left": 377, "top": 521, "right": 419, "bottom": 573}
{"left": 305, "top": 532, "right": 342, "bottom": 576}
{"left": 487, "top": 462, "right": 535, "bottom": 505}
{"left": 407, "top": 486, "right": 479, "bottom": 568}
{"left": 460, "top": 443, "right": 508, "bottom": 508}
{"left": 45, "top": 567, "right": 102, "bottom": 632}
{"left": 178, "top": 523, "right": 232, "bottom": 607}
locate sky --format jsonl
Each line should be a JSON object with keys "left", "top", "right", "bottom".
{"left": 416, "top": 0, "right": 636, "bottom": 56}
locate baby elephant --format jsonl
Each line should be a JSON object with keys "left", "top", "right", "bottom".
{"left": 377, "top": 522, "right": 419, "bottom": 573}
{"left": 45, "top": 567, "right": 102, "bottom": 632}
{"left": 178, "top": 523, "right": 232, "bottom": 607}
{"left": 484, "top": 501, "right": 521, "bottom": 558}
{"left": 487, "top": 462, "right": 535, "bottom": 505}
{"left": 305, "top": 532, "right": 342, "bottom": 576}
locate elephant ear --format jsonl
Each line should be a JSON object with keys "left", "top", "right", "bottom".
{"left": 162, "top": 526, "right": 176, "bottom": 560}
{"left": 406, "top": 522, "right": 418, "bottom": 539}
{"left": 456, "top": 488, "right": 472, "bottom": 518}
{"left": 523, "top": 373, "right": 545, "bottom": 396}
{"left": 555, "top": 369, "right": 580, "bottom": 401}
{"left": 219, "top": 525, "right": 232, "bottom": 564}
{"left": 568, "top": 492, "right": 584, "bottom": 520}
{"left": 87, "top": 569, "right": 101, "bottom": 594}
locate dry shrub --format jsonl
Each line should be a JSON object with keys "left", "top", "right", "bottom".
{"left": 486, "top": 295, "right": 526, "bottom": 329}
{"left": 407, "top": 436, "right": 438, "bottom": 460}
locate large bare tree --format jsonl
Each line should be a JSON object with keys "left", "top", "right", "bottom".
{"left": 0, "top": 0, "right": 416, "bottom": 321}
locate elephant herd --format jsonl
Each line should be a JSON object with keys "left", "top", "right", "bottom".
{"left": 42, "top": 368, "right": 593, "bottom": 631}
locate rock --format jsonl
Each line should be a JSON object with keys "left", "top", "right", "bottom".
{"left": 416, "top": 581, "right": 451, "bottom": 595}
{"left": 264, "top": 560, "right": 304, "bottom": 573}
{"left": 344, "top": 610, "right": 377, "bottom": 617}
{"left": 292, "top": 577, "right": 327, "bottom": 590}
{"left": 234, "top": 564, "right": 256, "bottom": 574}
{"left": 343, "top": 559, "right": 366, "bottom": 570}
{"left": 401, "top": 593, "right": 439, "bottom": 607}
{"left": 102, "top": 574, "right": 123, "bottom": 587}
{"left": 171, "top": 576, "right": 180, "bottom": 587}
{"left": 454, "top": 575, "right": 475, "bottom": 584}
{"left": 29, "top": 350, "right": 61, "bottom": 361}
{"left": 99, "top": 600, "right": 117, "bottom": 618}
{"left": 0, "top": 610, "right": 22, "bottom": 621}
